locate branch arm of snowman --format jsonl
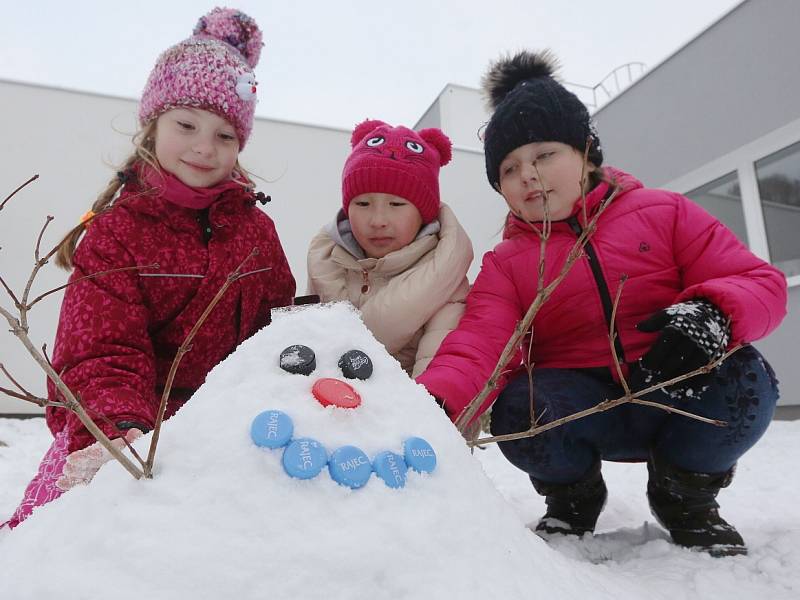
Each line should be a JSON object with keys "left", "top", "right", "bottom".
{"left": 469, "top": 283, "right": 740, "bottom": 446}
{"left": 2, "top": 176, "right": 268, "bottom": 481}
{"left": 143, "top": 247, "right": 264, "bottom": 477}
{"left": 0, "top": 175, "right": 149, "bottom": 479}
{"left": 455, "top": 140, "right": 732, "bottom": 442}
{"left": 453, "top": 157, "right": 619, "bottom": 432}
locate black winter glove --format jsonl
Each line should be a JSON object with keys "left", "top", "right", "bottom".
{"left": 115, "top": 421, "right": 151, "bottom": 435}
{"left": 636, "top": 298, "right": 730, "bottom": 381}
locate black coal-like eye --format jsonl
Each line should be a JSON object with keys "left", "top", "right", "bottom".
{"left": 279, "top": 345, "right": 316, "bottom": 376}
{"left": 366, "top": 136, "right": 385, "bottom": 147}
{"left": 405, "top": 141, "right": 424, "bottom": 154}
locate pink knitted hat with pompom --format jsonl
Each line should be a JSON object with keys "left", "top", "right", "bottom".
{"left": 342, "top": 120, "right": 453, "bottom": 224}
{"left": 139, "top": 7, "right": 263, "bottom": 148}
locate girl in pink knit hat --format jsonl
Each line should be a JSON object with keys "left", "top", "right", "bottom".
{"left": 3, "top": 7, "right": 296, "bottom": 529}
{"left": 307, "top": 119, "right": 473, "bottom": 379}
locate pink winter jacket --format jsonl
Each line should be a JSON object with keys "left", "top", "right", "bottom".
{"left": 417, "top": 168, "right": 788, "bottom": 420}
{"left": 46, "top": 173, "right": 296, "bottom": 452}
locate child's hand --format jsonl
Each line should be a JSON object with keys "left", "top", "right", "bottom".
{"left": 56, "top": 428, "right": 143, "bottom": 491}
{"left": 636, "top": 298, "right": 730, "bottom": 381}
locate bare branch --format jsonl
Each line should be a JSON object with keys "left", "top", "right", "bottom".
{"left": 517, "top": 163, "right": 554, "bottom": 427}
{"left": 0, "top": 274, "right": 21, "bottom": 308}
{"left": 579, "top": 136, "right": 592, "bottom": 226}
{"left": 0, "top": 174, "right": 39, "bottom": 212}
{"left": 454, "top": 137, "right": 736, "bottom": 446}
{"left": 139, "top": 273, "right": 202, "bottom": 279}
{"left": 26, "top": 264, "right": 160, "bottom": 310}
{"left": 41, "top": 343, "right": 53, "bottom": 369}
{"left": 0, "top": 386, "right": 37, "bottom": 403}
{"left": 1, "top": 176, "right": 145, "bottom": 479}
{"left": 236, "top": 266, "right": 273, "bottom": 280}
{"left": 454, "top": 184, "right": 621, "bottom": 432}
{"left": 2, "top": 293, "right": 143, "bottom": 479}
{"left": 467, "top": 346, "right": 740, "bottom": 448}
{"left": 20, "top": 216, "right": 56, "bottom": 331}
{"left": 0, "top": 385, "right": 61, "bottom": 408}
{"left": 629, "top": 396, "right": 725, "bottom": 425}
{"left": 145, "top": 247, "right": 260, "bottom": 476}
{"left": 34, "top": 215, "right": 54, "bottom": 263}
{"left": 608, "top": 274, "right": 630, "bottom": 396}
{"left": 0, "top": 362, "right": 36, "bottom": 397}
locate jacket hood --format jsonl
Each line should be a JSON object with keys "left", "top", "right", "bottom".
{"left": 325, "top": 208, "right": 441, "bottom": 260}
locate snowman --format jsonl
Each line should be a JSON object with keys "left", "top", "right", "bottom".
{"left": 0, "top": 303, "right": 583, "bottom": 599}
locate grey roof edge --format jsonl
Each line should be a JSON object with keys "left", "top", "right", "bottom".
{"left": 592, "top": 0, "right": 748, "bottom": 117}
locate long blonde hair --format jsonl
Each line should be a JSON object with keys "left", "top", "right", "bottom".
{"left": 55, "top": 118, "right": 253, "bottom": 269}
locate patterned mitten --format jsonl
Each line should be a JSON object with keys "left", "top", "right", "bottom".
{"left": 56, "top": 428, "right": 143, "bottom": 491}
{"left": 637, "top": 298, "right": 730, "bottom": 381}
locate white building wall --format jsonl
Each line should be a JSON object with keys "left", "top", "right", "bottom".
{"left": 437, "top": 85, "right": 490, "bottom": 152}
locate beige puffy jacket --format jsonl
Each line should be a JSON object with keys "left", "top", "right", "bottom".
{"left": 307, "top": 203, "right": 473, "bottom": 377}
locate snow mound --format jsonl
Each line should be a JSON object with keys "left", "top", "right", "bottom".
{"left": 0, "top": 303, "right": 627, "bottom": 599}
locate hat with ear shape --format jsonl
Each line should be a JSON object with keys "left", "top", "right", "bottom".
{"left": 342, "top": 119, "right": 453, "bottom": 224}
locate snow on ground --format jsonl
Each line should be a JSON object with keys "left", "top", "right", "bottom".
{"left": 0, "top": 303, "right": 798, "bottom": 599}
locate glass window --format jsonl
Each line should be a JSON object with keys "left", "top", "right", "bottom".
{"left": 756, "top": 140, "right": 800, "bottom": 277}
{"left": 686, "top": 172, "right": 748, "bottom": 245}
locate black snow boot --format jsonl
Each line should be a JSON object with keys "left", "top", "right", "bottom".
{"left": 647, "top": 454, "right": 746, "bottom": 557}
{"left": 532, "top": 462, "right": 607, "bottom": 537}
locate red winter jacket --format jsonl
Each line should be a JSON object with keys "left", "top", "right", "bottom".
{"left": 417, "top": 168, "right": 787, "bottom": 420}
{"left": 46, "top": 173, "right": 295, "bottom": 452}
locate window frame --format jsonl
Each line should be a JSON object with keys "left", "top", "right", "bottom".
{"left": 664, "top": 115, "right": 800, "bottom": 288}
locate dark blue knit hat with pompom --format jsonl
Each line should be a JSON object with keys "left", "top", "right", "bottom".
{"left": 481, "top": 50, "right": 603, "bottom": 192}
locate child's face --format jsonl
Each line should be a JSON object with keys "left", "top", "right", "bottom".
{"left": 498, "top": 141, "right": 592, "bottom": 222}
{"left": 348, "top": 193, "right": 424, "bottom": 259}
{"left": 154, "top": 108, "right": 240, "bottom": 188}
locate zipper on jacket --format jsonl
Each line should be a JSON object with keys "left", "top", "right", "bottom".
{"left": 361, "top": 270, "right": 370, "bottom": 294}
{"left": 197, "top": 209, "right": 212, "bottom": 245}
{"left": 567, "top": 217, "right": 626, "bottom": 364}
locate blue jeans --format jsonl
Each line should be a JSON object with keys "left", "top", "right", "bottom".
{"left": 490, "top": 345, "right": 779, "bottom": 484}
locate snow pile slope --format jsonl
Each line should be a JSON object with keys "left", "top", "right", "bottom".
{"left": 0, "top": 303, "right": 616, "bottom": 599}
{"left": 2, "top": 303, "right": 798, "bottom": 599}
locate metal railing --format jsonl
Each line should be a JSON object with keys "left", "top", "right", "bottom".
{"left": 565, "top": 62, "right": 647, "bottom": 110}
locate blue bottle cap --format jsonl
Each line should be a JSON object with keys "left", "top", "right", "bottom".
{"left": 373, "top": 451, "right": 407, "bottom": 489}
{"left": 282, "top": 438, "right": 328, "bottom": 480}
{"left": 328, "top": 446, "right": 372, "bottom": 489}
{"left": 403, "top": 437, "right": 437, "bottom": 474}
{"left": 250, "top": 410, "right": 294, "bottom": 449}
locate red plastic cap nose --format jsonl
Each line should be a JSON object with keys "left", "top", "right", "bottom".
{"left": 312, "top": 378, "right": 362, "bottom": 409}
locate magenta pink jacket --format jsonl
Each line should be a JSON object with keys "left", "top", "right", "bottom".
{"left": 46, "top": 173, "right": 295, "bottom": 452}
{"left": 417, "top": 168, "right": 787, "bottom": 420}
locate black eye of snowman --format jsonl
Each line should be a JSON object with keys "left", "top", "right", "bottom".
{"left": 279, "top": 345, "right": 316, "bottom": 376}
{"left": 405, "top": 140, "right": 424, "bottom": 154}
{"left": 366, "top": 136, "right": 385, "bottom": 147}
{"left": 338, "top": 350, "right": 373, "bottom": 380}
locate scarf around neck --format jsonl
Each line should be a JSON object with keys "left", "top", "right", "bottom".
{"left": 139, "top": 163, "right": 244, "bottom": 210}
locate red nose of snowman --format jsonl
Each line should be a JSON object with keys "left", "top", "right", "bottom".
{"left": 312, "top": 378, "right": 362, "bottom": 409}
